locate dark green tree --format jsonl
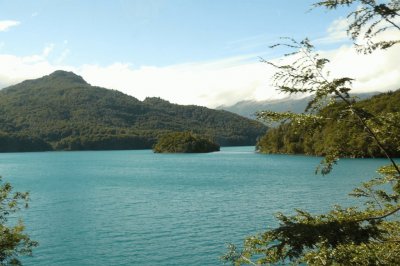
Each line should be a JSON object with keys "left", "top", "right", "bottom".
{"left": 223, "top": 1, "right": 400, "bottom": 264}
{"left": 153, "top": 131, "right": 220, "bottom": 153}
{"left": 0, "top": 177, "right": 38, "bottom": 265}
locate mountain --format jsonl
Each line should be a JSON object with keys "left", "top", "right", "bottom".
{"left": 0, "top": 71, "right": 267, "bottom": 152}
{"left": 217, "top": 92, "right": 380, "bottom": 119}
{"left": 256, "top": 89, "right": 400, "bottom": 158}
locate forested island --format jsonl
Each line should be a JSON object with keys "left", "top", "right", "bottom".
{"left": 256, "top": 89, "right": 400, "bottom": 158}
{"left": 153, "top": 131, "right": 220, "bottom": 153}
{"left": 0, "top": 71, "right": 267, "bottom": 152}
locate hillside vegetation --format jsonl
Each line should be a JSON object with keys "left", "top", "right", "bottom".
{"left": 257, "top": 90, "right": 400, "bottom": 158}
{"left": 0, "top": 71, "right": 267, "bottom": 152}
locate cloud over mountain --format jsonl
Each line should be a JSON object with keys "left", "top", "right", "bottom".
{"left": 0, "top": 17, "right": 399, "bottom": 108}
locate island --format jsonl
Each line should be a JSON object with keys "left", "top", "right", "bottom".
{"left": 153, "top": 132, "right": 220, "bottom": 153}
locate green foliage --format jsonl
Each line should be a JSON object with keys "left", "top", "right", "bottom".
{"left": 0, "top": 71, "right": 267, "bottom": 152}
{"left": 256, "top": 90, "right": 400, "bottom": 158}
{"left": 223, "top": 165, "right": 400, "bottom": 265}
{"left": 0, "top": 177, "right": 38, "bottom": 265}
{"left": 313, "top": 0, "right": 400, "bottom": 53}
{"left": 0, "top": 132, "right": 52, "bottom": 152}
{"left": 153, "top": 131, "right": 220, "bottom": 153}
{"left": 223, "top": 1, "right": 400, "bottom": 265}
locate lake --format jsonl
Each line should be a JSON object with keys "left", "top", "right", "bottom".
{"left": 0, "top": 146, "right": 388, "bottom": 265}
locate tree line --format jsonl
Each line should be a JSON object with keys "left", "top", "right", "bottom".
{"left": 257, "top": 90, "right": 400, "bottom": 158}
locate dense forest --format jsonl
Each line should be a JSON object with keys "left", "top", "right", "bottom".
{"left": 153, "top": 132, "right": 220, "bottom": 153}
{"left": 257, "top": 90, "right": 400, "bottom": 158}
{"left": 0, "top": 70, "right": 267, "bottom": 152}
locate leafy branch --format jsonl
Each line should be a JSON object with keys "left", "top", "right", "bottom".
{"left": 313, "top": 0, "right": 400, "bottom": 53}
{"left": 0, "top": 177, "right": 38, "bottom": 265}
{"left": 223, "top": 1, "right": 400, "bottom": 265}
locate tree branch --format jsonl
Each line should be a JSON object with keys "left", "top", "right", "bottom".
{"left": 240, "top": 255, "right": 258, "bottom": 266}
{"left": 385, "top": 17, "right": 400, "bottom": 31}
{"left": 298, "top": 43, "right": 400, "bottom": 176}
{"left": 361, "top": 205, "right": 400, "bottom": 222}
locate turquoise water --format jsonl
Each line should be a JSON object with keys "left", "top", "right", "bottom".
{"left": 0, "top": 147, "right": 388, "bottom": 265}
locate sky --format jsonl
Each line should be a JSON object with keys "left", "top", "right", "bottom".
{"left": 1, "top": 0, "right": 399, "bottom": 107}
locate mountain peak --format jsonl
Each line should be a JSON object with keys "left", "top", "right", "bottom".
{"left": 3, "top": 70, "right": 90, "bottom": 92}
{"left": 0, "top": 72, "right": 268, "bottom": 151}
{"left": 46, "top": 70, "right": 89, "bottom": 85}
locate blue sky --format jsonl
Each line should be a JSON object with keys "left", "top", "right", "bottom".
{"left": 1, "top": 0, "right": 347, "bottom": 66}
{"left": 1, "top": 1, "right": 399, "bottom": 107}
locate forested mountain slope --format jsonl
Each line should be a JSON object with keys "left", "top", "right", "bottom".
{"left": 0, "top": 70, "right": 267, "bottom": 152}
{"left": 257, "top": 90, "right": 400, "bottom": 158}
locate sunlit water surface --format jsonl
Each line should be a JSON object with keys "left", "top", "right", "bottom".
{"left": 0, "top": 147, "right": 387, "bottom": 265}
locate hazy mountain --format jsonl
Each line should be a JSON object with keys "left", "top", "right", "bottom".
{"left": 0, "top": 70, "right": 267, "bottom": 152}
{"left": 217, "top": 92, "right": 380, "bottom": 119}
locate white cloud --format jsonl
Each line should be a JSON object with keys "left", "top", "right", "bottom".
{"left": 0, "top": 49, "right": 280, "bottom": 107}
{"left": 315, "top": 18, "right": 349, "bottom": 44}
{"left": 319, "top": 22, "right": 400, "bottom": 93}
{"left": 42, "top": 43, "right": 55, "bottom": 57}
{"left": 0, "top": 37, "right": 400, "bottom": 108}
{"left": 0, "top": 54, "right": 55, "bottom": 88}
{"left": 68, "top": 39, "right": 400, "bottom": 106}
{"left": 324, "top": 43, "right": 400, "bottom": 93}
{"left": 0, "top": 20, "right": 20, "bottom": 32}
{"left": 315, "top": 11, "right": 400, "bottom": 46}
{"left": 55, "top": 49, "right": 70, "bottom": 64}
{"left": 0, "top": 44, "right": 73, "bottom": 88}
{"left": 79, "top": 58, "right": 279, "bottom": 107}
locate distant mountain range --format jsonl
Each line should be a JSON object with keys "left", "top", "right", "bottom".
{"left": 217, "top": 92, "right": 380, "bottom": 119}
{"left": 0, "top": 70, "right": 267, "bottom": 152}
